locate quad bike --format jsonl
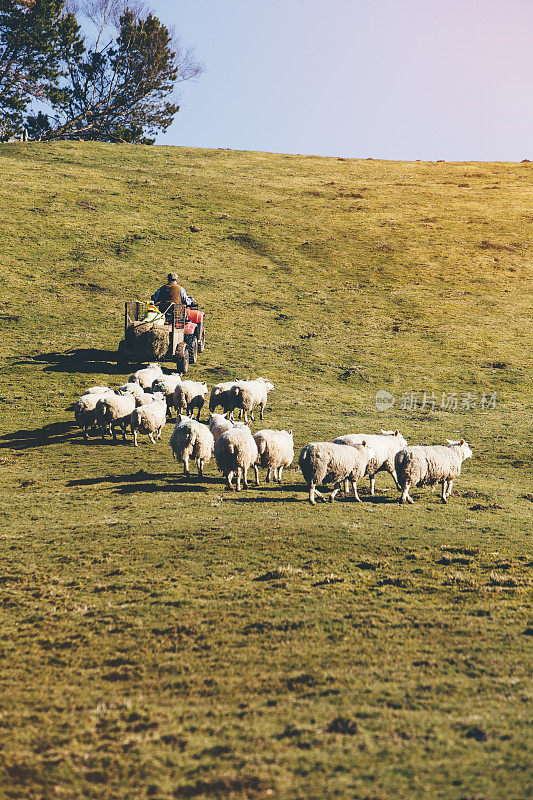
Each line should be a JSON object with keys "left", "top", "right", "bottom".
{"left": 117, "top": 300, "right": 205, "bottom": 373}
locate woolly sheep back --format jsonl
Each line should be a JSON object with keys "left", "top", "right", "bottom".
{"left": 173, "top": 380, "right": 208, "bottom": 420}
{"left": 299, "top": 441, "right": 374, "bottom": 504}
{"left": 128, "top": 363, "right": 164, "bottom": 389}
{"left": 169, "top": 415, "right": 214, "bottom": 476}
{"left": 333, "top": 429, "right": 407, "bottom": 494}
{"left": 395, "top": 440, "right": 473, "bottom": 504}
{"left": 152, "top": 373, "right": 182, "bottom": 417}
{"left": 209, "top": 382, "right": 239, "bottom": 414}
{"left": 253, "top": 429, "right": 294, "bottom": 484}
{"left": 214, "top": 426, "right": 259, "bottom": 491}
{"left": 131, "top": 395, "right": 167, "bottom": 446}
{"left": 74, "top": 389, "right": 114, "bottom": 439}
{"left": 227, "top": 377, "right": 274, "bottom": 422}
{"left": 207, "top": 413, "right": 248, "bottom": 442}
{"left": 96, "top": 392, "right": 136, "bottom": 442}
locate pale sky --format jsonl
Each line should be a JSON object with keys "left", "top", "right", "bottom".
{"left": 150, "top": 0, "right": 533, "bottom": 161}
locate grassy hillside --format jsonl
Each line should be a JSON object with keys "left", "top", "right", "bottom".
{"left": 0, "top": 142, "right": 531, "bottom": 800}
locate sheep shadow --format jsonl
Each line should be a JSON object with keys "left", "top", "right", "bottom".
{"left": 335, "top": 492, "right": 398, "bottom": 505}
{"left": 15, "top": 348, "right": 132, "bottom": 376}
{"left": 67, "top": 470, "right": 165, "bottom": 487}
{"left": 115, "top": 483, "right": 209, "bottom": 495}
{"left": 0, "top": 421, "right": 78, "bottom": 450}
{"left": 67, "top": 470, "right": 215, "bottom": 495}
{"left": 252, "top": 481, "right": 302, "bottom": 492}
{"left": 232, "top": 494, "right": 301, "bottom": 503}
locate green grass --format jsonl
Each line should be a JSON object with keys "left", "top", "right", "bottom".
{"left": 0, "top": 142, "right": 532, "bottom": 800}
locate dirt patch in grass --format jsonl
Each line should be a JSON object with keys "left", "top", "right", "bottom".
{"left": 463, "top": 725, "right": 489, "bottom": 742}
{"left": 327, "top": 717, "right": 358, "bottom": 735}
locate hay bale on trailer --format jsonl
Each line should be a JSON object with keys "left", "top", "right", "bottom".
{"left": 124, "top": 321, "right": 170, "bottom": 360}
{"left": 117, "top": 300, "right": 206, "bottom": 373}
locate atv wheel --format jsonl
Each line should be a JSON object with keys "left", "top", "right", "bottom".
{"left": 185, "top": 334, "right": 198, "bottom": 364}
{"left": 176, "top": 342, "right": 189, "bottom": 373}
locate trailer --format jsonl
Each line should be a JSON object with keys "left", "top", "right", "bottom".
{"left": 117, "top": 300, "right": 205, "bottom": 373}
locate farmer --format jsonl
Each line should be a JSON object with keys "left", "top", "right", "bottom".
{"left": 151, "top": 272, "right": 196, "bottom": 311}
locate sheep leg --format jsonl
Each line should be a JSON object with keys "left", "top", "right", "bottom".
{"left": 196, "top": 405, "right": 201, "bottom": 421}
{"left": 250, "top": 408, "right": 255, "bottom": 421}
{"left": 253, "top": 464, "right": 260, "bottom": 485}
{"left": 309, "top": 483, "right": 326, "bottom": 505}
{"left": 197, "top": 458, "right": 203, "bottom": 477}
{"left": 183, "top": 453, "right": 190, "bottom": 476}
{"left": 390, "top": 467, "right": 401, "bottom": 490}
{"left": 133, "top": 429, "right": 138, "bottom": 447}
{"left": 236, "top": 467, "right": 242, "bottom": 492}
{"left": 369, "top": 474, "right": 376, "bottom": 496}
{"left": 260, "top": 403, "right": 264, "bottom": 420}
{"left": 226, "top": 471, "right": 234, "bottom": 490}
{"left": 329, "top": 483, "right": 341, "bottom": 502}
{"left": 121, "top": 421, "right": 128, "bottom": 442}
{"left": 243, "top": 410, "right": 249, "bottom": 423}
{"left": 446, "top": 479, "right": 454, "bottom": 499}
{"left": 400, "top": 482, "right": 414, "bottom": 504}
{"left": 441, "top": 479, "right": 448, "bottom": 503}
{"left": 266, "top": 468, "right": 272, "bottom": 483}
{"left": 277, "top": 466, "right": 283, "bottom": 483}
{"left": 243, "top": 467, "right": 250, "bottom": 488}
{"left": 148, "top": 432, "right": 156, "bottom": 444}
{"left": 352, "top": 480, "right": 362, "bottom": 503}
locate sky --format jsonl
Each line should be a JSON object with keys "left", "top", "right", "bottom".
{"left": 149, "top": 0, "right": 532, "bottom": 161}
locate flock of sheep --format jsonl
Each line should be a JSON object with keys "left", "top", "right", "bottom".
{"left": 73, "top": 363, "right": 473, "bottom": 505}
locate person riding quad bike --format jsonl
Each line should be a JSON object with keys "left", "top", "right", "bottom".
{"left": 151, "top": 273, "right": 196, "bottom": 315}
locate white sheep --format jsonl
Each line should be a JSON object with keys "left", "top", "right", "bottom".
{"left": 128, "top": 362, "right": 163, "bottom": 389}
{"left": 152, "top": 373, "right": 182, "bottom": 418}
{"left": 169, "top": 415, "right": 214, "bottom": 476}
{"left": 96, "top": 391, "right": 137, "bottom": 442}
{"left": 214, "top": 426, "right": 259, "bottom": 491}
{"left": 207, "top": 413, "right": 245, "bottom": 442}
{"left": 130, "top": 393, "right": 167, "bottom": 446}
{"left": 299, "top": 441, "right": 375, "bottom": 505}
{"left": 82, "top": 385, "right": 112, "bottom": 395}
{"left": 395, "top": 439, "right": 473, "bottom": 504}
{"left": 209, "top": 382, "right": 239, "bottom": 414}
{"left": 117, "top": 382, "right": 153, "bottom": 405}
{"left": 74, "top": 388, "right": 113, "bottom": 440}
{"left": 333, "top": 429, "right": 407, "bottom": 495}
{"left": 253, "top": 429, "right": 294, "bottom": 484}
{"left": 228, "top": 377, "right": 274, "bottom": 422}
{"left": 173, "top": 380, "right": 208, "bottom": 420}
